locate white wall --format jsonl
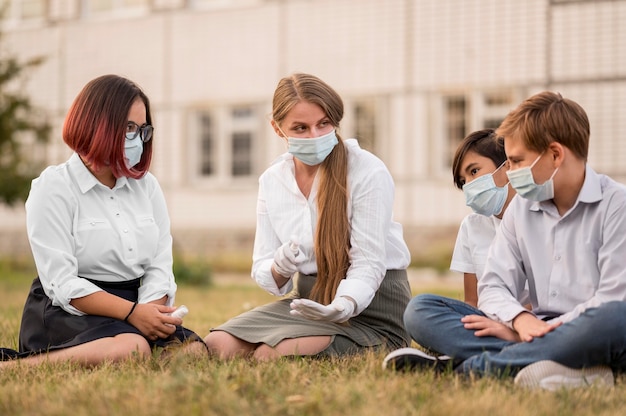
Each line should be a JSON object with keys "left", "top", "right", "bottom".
{"left": 2, "top": 0, "right": 625, "bottom": 257}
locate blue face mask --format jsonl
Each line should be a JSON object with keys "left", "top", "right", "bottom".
{"left": 124, "top": 133, "right": 144, "bottom": 168}
{"left": 462, "top": 163, "right": 509, "bottom": 217}
{"left": 287, "top": 130, "right": 339, "bottom": 166}
{"left": 506, "top": 153, "right": 559, "bottom": 202}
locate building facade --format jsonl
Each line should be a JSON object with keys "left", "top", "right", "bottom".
{"left": 1, "top": 0, "right": 625, "bottom": 259}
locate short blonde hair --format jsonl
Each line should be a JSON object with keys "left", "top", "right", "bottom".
{"left": 496, "top": 91, "right": 589, "bottom": 160}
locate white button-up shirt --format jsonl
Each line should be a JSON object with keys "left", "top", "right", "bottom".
{"left": 478, "top": 165, "right": 626, "bottom": 325}
{"left": 450, "top": 213, "right": 501, "bottom": 278}
{"left": 252, "top": 139, "right": 410, "bottom": 314}
{"left": 25, "top": 153, "right": 176, "bottom": 315}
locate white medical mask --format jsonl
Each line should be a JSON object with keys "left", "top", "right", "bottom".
{"left": 286, "top": 130, "right": 338, "bottom": 166}
{"left": 462, "top": 162, "right": 509, "bottom": 216}
{"left": 124, "top": 132, "right": 144, "bottom": 168}
{"left": 506, "top": 153, "right": 559, "bottom": 202}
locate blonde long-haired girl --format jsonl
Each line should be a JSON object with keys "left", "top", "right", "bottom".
{"left": 204, "top": 73, "right": 412, "bottom": 360}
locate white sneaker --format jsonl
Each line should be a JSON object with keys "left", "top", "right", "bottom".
{"left": 514, "top": 360, "right": 614, "bottom": 391}
{"left": 382, "top": 347, "right": 451, "bottom": 372}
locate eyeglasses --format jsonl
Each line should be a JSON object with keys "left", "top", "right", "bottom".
{"left": 126, "top": 121, "right": 154, "bottom": 143}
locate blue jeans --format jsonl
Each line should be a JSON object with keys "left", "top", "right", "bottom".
{"left": 404, "top": 294, "right": 626, "bottom": 377}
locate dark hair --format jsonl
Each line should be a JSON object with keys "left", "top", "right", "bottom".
{"left": 496, "top": 91, "right": 589, "bottom": 160}
{"left": 452, "top": 129, "right": 506, "bottom": 189}
{"left": 272, "top": 73, "right": 349, "bottom": 305}
{"left": 62, "top": 74, "right": 153, "bottom": 179}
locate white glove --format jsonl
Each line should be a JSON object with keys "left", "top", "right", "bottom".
{"left": 272, "top": 240, "right": 301, "bottom": 278}
{"left": 289, "top": 297, "right": 356, "bottom": 323}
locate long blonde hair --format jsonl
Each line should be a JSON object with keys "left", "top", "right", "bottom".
{"left": 272, "top": 73, "right": 350, "bottom": 305}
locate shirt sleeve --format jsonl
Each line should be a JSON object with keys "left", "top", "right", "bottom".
{"left": 450, "top": 216, "right": 475, "bottom": 274}
{"left": 336, "top": 157, "right": 395, "bottom": 315}
{"left": 25, "top": 169, "right": 102, "bottom": 315}
{"left": 251, "top": 175, "right": 294, "bottom": 296}
{"left": 477, "top": 205, "right": 531, "bottom": 326}
{"left": 137, "top": 175, "right": 177, "bottom": 305}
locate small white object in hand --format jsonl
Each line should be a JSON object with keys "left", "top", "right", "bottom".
{"left": 171, "top": 305, "right": 189, "bottom": 319}
{"left": 289, "top": 235, "right": 300, "bottom": 256}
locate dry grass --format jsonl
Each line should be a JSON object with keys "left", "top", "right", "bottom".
{"left": 0, "top": 271, "right": 623, "bottom": 416}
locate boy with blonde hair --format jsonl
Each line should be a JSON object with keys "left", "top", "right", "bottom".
{"left": 387, "top": 91, "right": 626, "bottom": 390}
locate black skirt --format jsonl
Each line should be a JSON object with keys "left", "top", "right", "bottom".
{"left": 17, "top": 277, "right": 203, "bottom": 355}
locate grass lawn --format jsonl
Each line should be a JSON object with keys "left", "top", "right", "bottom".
{"left": 0, "top": 268, "right": 623, "bottom": 416}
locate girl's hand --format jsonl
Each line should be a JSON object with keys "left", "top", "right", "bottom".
{"left": 126, "top": 304, "right": 182, "bottom": 341}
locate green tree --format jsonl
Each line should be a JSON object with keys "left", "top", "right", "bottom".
{"left": 0, "top": 29, "right": 50, "bottom": 206}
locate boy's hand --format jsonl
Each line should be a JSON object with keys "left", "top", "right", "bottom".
{"left": 462, "top": 315, "right": 521, "bottom": 342}
{"left": 512, "top": 311, "right": 562, "bottom": 342}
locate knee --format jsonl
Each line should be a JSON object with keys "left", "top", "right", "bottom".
{"left": 203, "top": 330, "right": 250, "bottom": 359}
{"left": 403, "top": 294, "right": 443, "bottom": 330}
{"left": 590, "top": 301, "right": 626, "bottom": 323}
{"left": 203, "top": 331, "right": 227, "bottom": 353}
{"left": 602, "top": 300, "right": 626, "bottom": 314}
{"left": 110, "top": 334, "right": 151, "bottom": 361}
{"left": 252, "top": 344, "right": 280, "bottom": 361}
{"left": 180, "top": 340, "right": 210, "bottom": 357}
{"left": 405, "top": 293, "right": 444, "bottom": 312}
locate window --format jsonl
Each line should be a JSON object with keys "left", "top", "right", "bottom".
{"left": 353, "top": 98, "right": 377, "bottom": 152}
{"left": 194, "top": 104, "right": 262, "bottom": 185}
{"left": 483, "top": 90, "right": 514, "bottom": 129}
{"left": 199, "top": 114, "right": 215, "bottom": 176}
{"left": 190, "top": 0, "right": 261, "bottom": 10}
{"left": 231, "top": 132, "right": 252, "bottom": 176}
{"left": 87, "top": 0, "right": 149, "bottom": 10}
{"left": 442, "top": 90, "right": 517, "bottom": 170}
{"left": 20, "top": 0, "right": 46, "bottom": 19}
{"left": 88, "top": 0, "right": 114, "bottom": 12}
{"left": 229, "top": 106, "right": 256, "bottom": 177}
{"left": 444, "top": 96, "right": 467, "bottom": 166}
{"left": 81, "top": 0, "right": 150, "bottom": 17}
{"left": 0, "top": 0, "right": 47, "bottom": 24}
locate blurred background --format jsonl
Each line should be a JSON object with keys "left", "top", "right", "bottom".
{"left": 1, "top": 0, "right": 625, "bottom": 272}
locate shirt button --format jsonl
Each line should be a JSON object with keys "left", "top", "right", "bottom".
{"left": 116, "top": 213, "right": 120, "bottom": 216}
{"left": 129, "top": 248, "right": 133, "bottom": 251}
{"left": 110, "top": 196, "right": 114, "bottom": 200}
{"left": 550, "top": 291, "right": 557, "bottom": 297}
{"left": 123, "top": 229, "right": 128, "bottom": 233}
{"left": 555, "top": 255, "right": 561, "bottom": 261}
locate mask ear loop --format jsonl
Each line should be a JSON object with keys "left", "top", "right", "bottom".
{"left": 274, "top": 124, "right": 290, "bottom": 153}
{"left": 268, "top": 115, "right": 288, "bottom": 138}
{"left": 267, "top": 114, "right": 290, "bottom": 150}
{"left": 547, "top": 165, "right": 560, "bottom": 182}
{"left": 493, "top": 160, "right": 510, "bottom": 188}
{"left": 494, "top": 160, "right": 507, "bottom": 172}
{"left": 528, "top": 152, "right": 544, "bottom": 169}
{"left": 264, "top": 112, "right": 287, "bottom": 137}
{"left": 274, "top": 123, "right": 287, "bottom": 138}
{"left": 528, "top": 151, "right": 559, "bottom": 184}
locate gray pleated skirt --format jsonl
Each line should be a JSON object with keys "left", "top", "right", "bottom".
{"left": 210, "top": 270, "right": 411, "bottom": 356}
